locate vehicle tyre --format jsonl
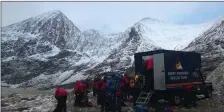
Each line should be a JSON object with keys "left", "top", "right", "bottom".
{"left": 172, "top": 95, "right": 181, "bottom": 106}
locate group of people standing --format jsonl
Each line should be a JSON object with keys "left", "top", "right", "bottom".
{"left": 92, "top": 72, "right": 146, "bottom": 112}
{"left": 93, "top": 73, "right": 128, "bottom": 112}
{"left": 53, "top": 80, "right": 91, "bottom": 112}
{"left": 73, "top": 80, "right": 91, "bottom": 107}
{"left": 52, "top": 72, "right": 198, "bottom": 112}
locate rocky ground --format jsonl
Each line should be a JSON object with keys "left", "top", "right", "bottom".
{"left": 1, "top": 87, "right": 224, "bottom": 112}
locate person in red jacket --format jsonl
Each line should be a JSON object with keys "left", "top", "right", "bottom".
{"left": 74, "top": 81, "right": 85, "bottom": 106}
{"left": 53, "top": 88, "right": 68, "bottom": 112}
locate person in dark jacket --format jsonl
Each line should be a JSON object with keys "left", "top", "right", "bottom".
{"left": 184, "top": 85, "right": 197, "bottom": 108}
{"left": 93, "top": 79, "right": 98, "bottom": 96}
{"left": 119, "top": 79, "right": 127, "bottom": 106}
{"left": 129, "top": 77, "right": 135, "bottom": 98}
{"left": 54, "top": 88, "right": 68, "bottom": 112}
{"left": 100, "top": 78, "right": 108, "bottom": 112}
{"left": 105, "top": 74, "right": 122, "bottom": 112}
{"left": 97, "top": 79, "right": 103, "bottom": 105}
{"left": 191, "top": 86, "right": 197, "bottom": 107}
{"left": 133, "top": 74, "right": 143, "bottom": 106}
{"left": 123, "top": 74, "right": 129, "bottom": 101}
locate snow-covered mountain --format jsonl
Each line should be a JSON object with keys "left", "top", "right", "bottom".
{"left": 132, "top": 17, "right": 216, "bottom": 50}
{"left": 185, "top": 19, "right": 224, "bottom": 75}
{"left": 1, "top": 10, "right": 223, "bottom": 88}
{"left": 2, "top": 10, "right": 81, "bottom": 50}
{"left": 1, "top": 10, "right": 90, "bottom": 87}
{"left": 184, "top": 20, "right": 224, "bottom": 93}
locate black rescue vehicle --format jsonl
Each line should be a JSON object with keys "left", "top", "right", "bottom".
{"left": 134, "top": 50, "right": 214, "bottom": 106}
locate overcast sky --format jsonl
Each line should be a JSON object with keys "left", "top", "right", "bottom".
{"left": 2, "top": 2, "right": 224, "bottom": 34}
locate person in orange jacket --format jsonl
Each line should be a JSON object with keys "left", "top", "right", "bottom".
{"left": 54, "top": 88, "right": 68, "bottom": 112}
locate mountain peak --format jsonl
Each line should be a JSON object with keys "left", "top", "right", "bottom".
{"left": 2, "top": 10, "right": 80, "bottom": 35}
{"left": 140, "top": 17, "right": 164, "bottom": 23}
{"left": 36, "top": 10, "right": 64, "bottom": 19}
{"left": 47, "top": 10, "right": 63, "bottom": 14}
{"left": 32, "top": 10, "right": 66, "bottom": 22}
{"left": 83, "top": 29, "right": 100, "bottom": 33}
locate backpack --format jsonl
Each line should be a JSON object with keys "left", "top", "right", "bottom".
{"left": 75, "top": 82, "right": 84, "bottom": 94}
{"left": 74, "top": 81, "right": 80, "bottom": 93}
{"left": 106, "top": 79, "right": 120, "bottom": 94}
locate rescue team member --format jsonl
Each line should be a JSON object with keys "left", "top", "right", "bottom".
{"left": 93, "top": 79, "right": 98, "bottom": 96}
{"left": 99, "top": 78, "right": 108, "bottom": 112}
{"left": 129, "top": 76, "right": 135, "bottom": 101}
{"left": 105, "top": 74, "right": 122, "bottom": 112}
{"left": 74, "top": 81, "right": 80, "bottom": 106}
{"left": 74, "top": 80, "right": 86, "bottom": 106}
{"left": 144, "top": 57, "right": 154, "bottom": 91}
{"left": 116, "top": 83, "right": 124, "bottom": 112}
{"left": 119, "top": 78, "right": 126, "bottom": 106}
{"left": 184, "top": 85, "right": 197, "bottom": 108}
{"left": 123, "top": 74, "right": 129, "bottom": 101}
{"left": 97, "top": 79, "right": 103, "bottom": 105}
{"left": 84, "top": 80, "right": 90, "bottom": 91}
{"left": 81, "top": 80, "right": 89, "bottom": 106}
{"left": 54, "top": 88, "right": 68, "bottom": 112}
{"left": 133, "top": 74, "right": 143, "bottom": 106}
{"left": 92, "top": 78, "right": 100, "bottom": 104}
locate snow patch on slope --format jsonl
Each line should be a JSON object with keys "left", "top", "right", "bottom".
{"left": 136, "top": 17, "right": 217, "bottom": 50}
{"left": 53, "top": 70, "right": 74, "bottom": 85}
{"left": 68, "top": 57, "right": 91, "bottom": 66}
{"left": 2, "top": 56, "right": 17, "bottom": 62}
{"left": 19, "top": 70, "right": 74, "bottom": 88}
{"left": 61, "top": 72, "right": 88, "bottom": 85}
{"left": 1, "top": 32, "right": 39, "bottom": 42}
{"left": 28, "top": 45, "right": 60, "bottom": 61}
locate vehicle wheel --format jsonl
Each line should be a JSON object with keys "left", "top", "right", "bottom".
{"left": 172, "top": 95, "right": 181, "bottom": 106}
{"left": 205, "top": 89, "right": 212, "bottom": 98}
